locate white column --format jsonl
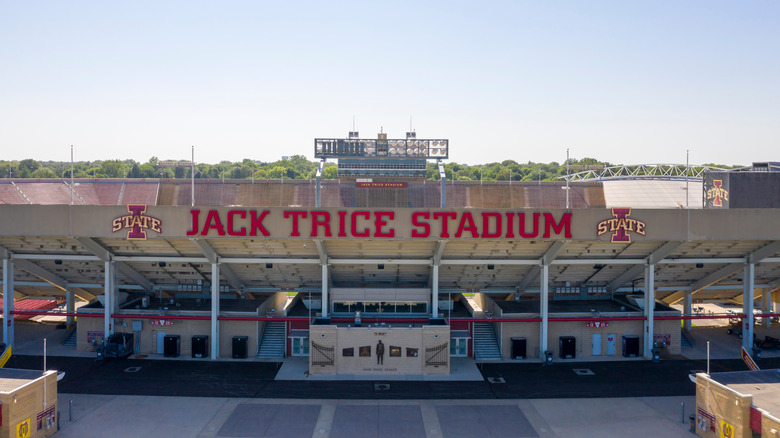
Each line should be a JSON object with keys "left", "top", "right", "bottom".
{"left": 431, "top": 265, "right": 439, "bottom": 318}
{"left": 761, "top": 288, "right": 770, "bottom": 328}
{"left": 742, "top": 263, "right": 754, "bottom": 352}
{"left": 3, "top": 259, "right": 15, "bottom": 346}
{"left": 211, "top": 262, "right": 220, "bottom": 359}
{"left": 104, "top": 261, "right": 113, "bottom": 340}
{"left": 683, "top": 290, "right": 692, "bottom": 331}
{"left": 66, "top": 289, "right": 75, "bottom": 327}
{"left": 643, "top": 263, "right": 655, "bottom": 359}
{"left": 321, "top": 264, "right": 328, "bottom": 318}
{"left": 539, "top": 263, "right": 549, "bottom": 360}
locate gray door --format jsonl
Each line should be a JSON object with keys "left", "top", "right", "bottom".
{"left": 156, "top": 331, "right": 166, "bottom": 355}
{"left": 592, "top": 333, "right": 602, "bottom": 356}
{"left": 606, "top": 333, "right": 616, "bottom": 356}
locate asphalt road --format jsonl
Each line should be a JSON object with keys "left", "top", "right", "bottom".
{"left": 7, "top": 355, "right": 779, "bottom": 400}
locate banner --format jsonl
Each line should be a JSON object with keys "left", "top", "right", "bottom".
{"left": 741, "top": 346, "right": 759, "bottom": 371}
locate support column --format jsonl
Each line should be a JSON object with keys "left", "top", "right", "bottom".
{"left": 742, "top": 263, "right": 754, "bottom": 352}
{"left": 761, "top": 289, "right": 771, "bottom": 328}
{"left": 431, "top": 265, "right": 439, "bottom": 318}
{"left": 683, "top": 290, "right": 692, "bottom": 331}
{"left": 643, "top": 263, "right": 655, "bottom": 359}
{"left": 66, "top": 289, "right": 75, "bottom": 327}
{"left": 103, "top": 261, "right": 113, "bottom": 341}
{"left": 539, "top": 263, "right": 549, "bottom": 361}
{"left": 211, "top": 262, "right": 220, "bottom": 359}
{"left": 3, "top": 259, "right": 15, "bottom": 347}
{"left": 321, "top": 264, "right": 328, "bottom": 318}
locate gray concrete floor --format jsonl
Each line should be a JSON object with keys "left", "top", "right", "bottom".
{"left": 54, "top": 394, "right": 697, "bottom": 438}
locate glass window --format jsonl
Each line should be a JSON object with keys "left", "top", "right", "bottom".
{"left": 303, "top": 337, "right": 309, "bottom": 355}
{"left": 332, "top": 302, "right": 349, "bottom": 313}
{"left": 411, "top": 302, "right": 427, "bottom": 313}
{"left": 395, "top": 303, "right": 411, "bottom": 313}
{"left": 380, "top": 302, "right": 395, "bottom": 313}
{"left": 364, "top": 302, "right": 379, "bottom": 313}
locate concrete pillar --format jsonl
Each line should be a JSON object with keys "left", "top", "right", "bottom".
{"left": 66, "top": 289, "right": 75, "bottom": 327}
{"left": 104, "top": 261, "right": 113, "bottom": 340}
{"left": 321, "top": 264, "right": 328, "bottom": 318}
{"left": 742, "top": 263, "right": 754, "bottom": 352}
{"left": 683, "top": 290, "right": 692, "bottom": 331}
{"left": 431, "top": 265, "right": 439, "bottom": 318}
{"left": 761, "top": 289, "right": 771, "bottom": 328}
{"left": 643, "top": 263, "right": 655, "bottom": 359}
{"left": 211, "top": 262, "right": 220, "bottom": 359}
{"left": 3, "top": 259, "right": 15, "bottom": 347}
{"left": 539, "top": 263, "right": 549, "bottom": 360}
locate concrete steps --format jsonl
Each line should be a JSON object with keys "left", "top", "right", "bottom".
{"left": 257, "top": 321, "right": 285, "bottom": 359}
{"left": 473, "top": 322, "right": 502, "bottom": 360}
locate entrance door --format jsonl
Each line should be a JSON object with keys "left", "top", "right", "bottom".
{"left": 606, "top": 333, "right": 617, "bottom": 356}
{"left": 450, "top": 338, "right": 468, "bottom": 357}
{"left": 291, "top": 337, "right": 309, "bottom": 356}
{"left": 592, "top": 333, "right": 602, "bottom": 356}
{"left": 156, "top": 331, "right": 166, "bottom": 355}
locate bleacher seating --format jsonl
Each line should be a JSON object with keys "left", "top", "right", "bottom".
{"left": 0, "top": 183, "right": 27, "bottom": 204}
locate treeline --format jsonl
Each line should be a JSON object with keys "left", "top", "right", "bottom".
{"left": 0, "top": 156, "right": 740, "bottom": 181}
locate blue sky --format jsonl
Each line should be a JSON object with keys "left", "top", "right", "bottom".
{"left": 1, "top": 1, "right": 778, "bottom": 166}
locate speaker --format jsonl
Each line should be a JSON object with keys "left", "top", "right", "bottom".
{"left": 559, "top": 336, "right": 576, "bottom": 359}
{"left": 232, "top": 336, "right": 248, "bottom": 359}
{"left": 163, "top": 335, "right": 180, "bottom": 358}
{"left": 511, "top": 338, "right": 526, "bottom": 360}
{"left": 623, "top": 335, "right": 640, "bottom": 357}
{"left": 192, "top": 335, "right": 209, "bottom": 358}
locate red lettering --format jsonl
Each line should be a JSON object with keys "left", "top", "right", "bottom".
{"left": 455, "top": 212, "right": 478, "bottom": 238}
{"left": 481, "top": 212, "right": 502, "bottom": 238}
{"left": 284, "top": 211, "right": 308, "bottom": 237}
{"left": 249, "top": 210, "right": 270, "bottom": 236}
{"left": 411, "top": 212, "right": 431, "bottom": 238}
{"left": 432, "top": 212, "right": 457, "bottom": 238}
{"left": 351, "top": 211, "right": 370, "bottom": 237}
{"left": 518, "top": 212, "right": 540, "bottom": 238}
{"left": 227, "top": 210, "right": 247, "bottom": 236}
{"left": 187, "top": 210, "right": 200, "bottom": 236}
{"left": 373, "top": 211, "right": 395, "bottom": 237}
{"left": 201, "top": 210, "right": 225, "bottom": 236}
{"left": 338, "top": 211, "right": 348, "bottom": 237}
{"left": 311, "top": 211, "right": 332, "bottom": 237}
{"left": 543, "top": 212, "right": 572, "bottom": 238}
{"left": 505, "top": 212, "right": 515, "bottom": 238}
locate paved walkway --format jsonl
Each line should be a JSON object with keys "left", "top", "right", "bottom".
{"left": 55, "top": 394, "right": 696, "bottom": 438}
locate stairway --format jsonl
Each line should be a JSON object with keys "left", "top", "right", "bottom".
{"left": 681, "top": 330, "right": 693, "bottom": 349}
{"left": 63, "top": 328, "right": 77, "bottom": 347}
{"left": 473, "top": 322, "right": 502, "bottom": 360}
{"left": 257, "top": 322, "right": 286, "bottom": 359}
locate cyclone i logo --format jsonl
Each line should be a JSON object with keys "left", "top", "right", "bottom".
{"left": 706, "top": 179, "right": 729, "bottom": 207}
{"left": 16, "top": 418, "right": 31, "bottom": 438}
{"left": 596, "top": 208, "right": 646, "bottom": 243}
{"left": 112, "top": 205, "right": 162, "bottom": 240}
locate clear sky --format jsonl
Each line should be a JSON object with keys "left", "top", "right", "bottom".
{"left": 1, "top": 1, "right": 778, "bottom": 166}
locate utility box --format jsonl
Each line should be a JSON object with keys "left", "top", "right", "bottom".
{"left": 192, "top": 335, "right": 209, "bottom": 358}
{"left": 559, "top": 336, "right": 576, "bottom": 359}
{"left": 232, "top": 336, "right": 248, "bottom": 359}
{"left": 163, "top": 335, "right": 180, "bottom": 358}
{"left": 511, "top": 338, "right": 526, "bottom": 359}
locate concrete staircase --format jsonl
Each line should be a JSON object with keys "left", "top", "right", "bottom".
{"left": 473, "top": 322, "right": 502, "bottom": 360}
{"left": 257, "top": 321, "right": 285, "bottom": 359}
{"left": 62, "top": 327, "right": 77, "bottom": 347}
{"left": 681, "top": 330, "right": 693, "bottom": 349}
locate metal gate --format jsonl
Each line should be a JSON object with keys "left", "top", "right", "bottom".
{"left": 310, "top": 341, "right": 334, "bottom": 367}
{"left": 425, "top": 342, "right": 448, "bottom": 367}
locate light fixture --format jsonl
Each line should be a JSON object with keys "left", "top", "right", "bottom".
{"left": 158, "top": 261, "right": 166, "bottom": 267}
{"left": 487, "top": 264, "right": 494, "bottom": 270}
{"left": 54, "top": 259, "right": 62, "bottom": 265}
{"left": 696, "top": 263, "right": 704, "bottom": 268}
{"left": 378, "top": 264, "right": 384, "bottom": 270}
{"left": 266, "top": 263, "right": 273, "bottom": 269}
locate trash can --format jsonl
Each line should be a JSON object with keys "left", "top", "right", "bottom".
{"left": 232, "top": 336, "right": 248, "bottom": 359}
{"left": 163, "top": 335, "right": 180, "bottom": 358}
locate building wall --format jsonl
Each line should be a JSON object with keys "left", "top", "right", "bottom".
{"left": 497, "top": 316, "right": 680, "bottom": 360}
{"left": 309, "top": 324, "right": 449, "bottom": 375}
{"left": 695, "top": 375, "right": 752, "bottom": 438}
{"left": 0, "top": 371, "right": 58, "bottom": 438}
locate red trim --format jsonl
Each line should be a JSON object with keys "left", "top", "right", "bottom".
{"left": 750, "top": 406, "right": 762, "bottom": 433}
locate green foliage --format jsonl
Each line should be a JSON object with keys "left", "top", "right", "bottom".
{"left": 0, "top": 156, "right": 740, "bottom": 182}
